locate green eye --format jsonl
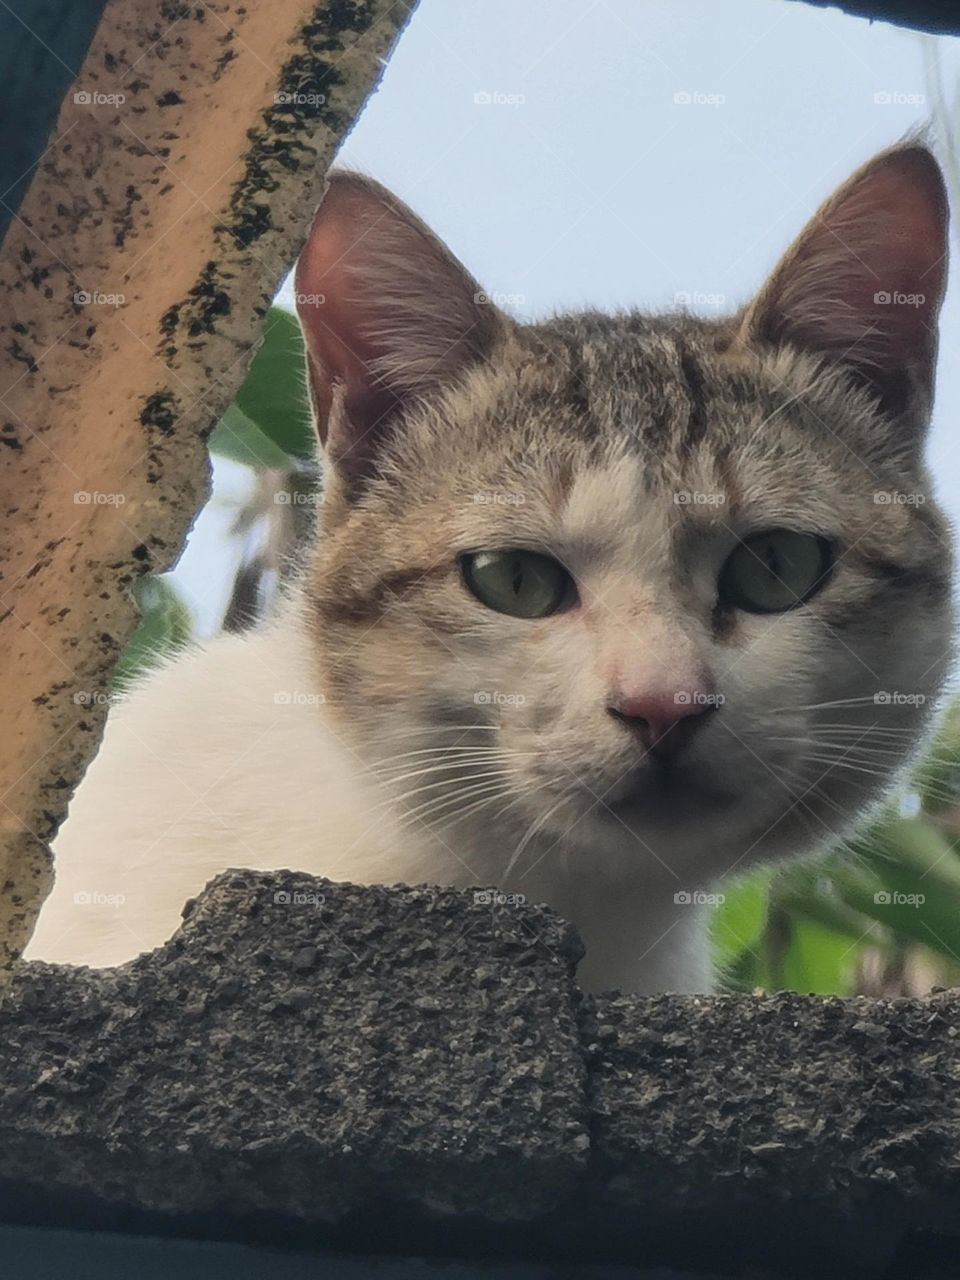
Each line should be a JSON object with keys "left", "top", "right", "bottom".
{"left": 719, "top": 530, "right": 833, "bottom": 614}
{"left": 461, "top": 550, "right": 573, "bottom": 618}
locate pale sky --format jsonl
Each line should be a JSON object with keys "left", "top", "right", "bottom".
{"left": 179, "top": 0, "right": 960, "bottom": 632}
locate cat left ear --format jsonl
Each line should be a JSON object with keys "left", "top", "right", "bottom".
{"left": 736, "top": 143, "right": 949, "bottom": 426}
{"left": 295, "top": 172, "right": 507, "bottom": 487}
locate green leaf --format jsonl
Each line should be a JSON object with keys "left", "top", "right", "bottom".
{"left": 846, "top": 816, "right": 960, "bottom": 926}
{"left": 911, "top": 699, "right": 960, "bottom": 814}
{"left": 209, "top": 403, "right": 292, "bottom": 469}
{"left": 709, "top": 700, "right": 960, "bottom": 992}
{"left": 772, "top": 860, "right": 876, "bottom": 941}
{"left": 849, "top": 814, "right": 960, "bottom": 887}
{"left": 843, "top": 878, "right": 960, "bottom": 962}
{"left": 777, "top": 918, "right": 859, "bottom": 995}
{"left": 710, "top": 869, "right": 770, "bottom": 970}
{"left": 715, "top": 944, "right": 763, "bottom": 993}
{"left": 234, "top": 306, "right": 315, "bottom": 460}
{"left": 829, "top": 822, "right": 960, "bottom": 963}
{"left": 112, "top": 576, "right": 192, "bottom": 690}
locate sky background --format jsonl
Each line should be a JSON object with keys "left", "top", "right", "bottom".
{"left": 179, "top": 0, "right": 960, "bottom": 632}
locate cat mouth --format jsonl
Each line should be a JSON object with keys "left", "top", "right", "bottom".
{"left": 599, "top": 759, "right": 736, "bottom": 819}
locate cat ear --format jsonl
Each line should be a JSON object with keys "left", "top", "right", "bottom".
{"left": 294, "top": 172, "right": 507, "bottom": 485}
{"left": 736, "top": 144, "right": 948, "bottom": 424}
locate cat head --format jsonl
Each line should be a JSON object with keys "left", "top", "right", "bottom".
{"left": 294, "top": 144, "right": 952, "bottom": 887}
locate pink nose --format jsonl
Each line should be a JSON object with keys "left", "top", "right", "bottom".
{"left": 607, "top": 690, "right": 717, "bottom": 756}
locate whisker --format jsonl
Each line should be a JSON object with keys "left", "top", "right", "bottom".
{"left": 369, "top": 745, "right": 518, "bottom": 764}
{"left": 381, "top": 767, "right": 517, "bottom": 809}
{"left": 397, "top": 779, "right": 516, "bottom": 830}
{"left": 504, "top": 786, "right": 577, "bottom": 881}
{"left": 769, "top": 696, "right": 928, "bottom": 714}
{"left": 368, "top": 748, "right": 534, "bottom": 776}
{"left": 810, "top": 723, "right": 926, "bottom": 735}
{"left": 768, "top": 737, "right": 911, "bottom": 761}
{"left": 369, "top": 756, "right": 524, "bottom": 787}
{"left": 443, "top": 786, "right": 522, "bottom": 830}
{"left": 795, "top": 754, "right": 895, "bottom": 781}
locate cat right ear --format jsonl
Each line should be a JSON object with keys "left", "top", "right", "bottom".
{"left": 736, "top": 143, "right": 949, "bottom": 430}
{"left": 294, "top": 173, "right": 507, "bottom": 488}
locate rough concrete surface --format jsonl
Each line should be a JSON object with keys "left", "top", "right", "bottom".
{"left": 583, "top": 990, "right": 960, "bottom": 1276}
{"left": 1, "top": 873, "right": 959, "bottom": 1278}
{"left": 0, "top": 872, "right": 588, "bottom": 1223}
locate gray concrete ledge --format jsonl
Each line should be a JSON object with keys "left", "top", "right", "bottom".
{"left": 790, "top": 0, "right": 960, "bottom": 36}
{"left": 1, "top": 871, "right": 958, "bottom": 1279}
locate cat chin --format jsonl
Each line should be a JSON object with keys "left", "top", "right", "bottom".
{"left": 521, "top": 786, "right": 744, "bottom": 877}
{"left": 528, "top": 773, "right": 864, "bottom": 887}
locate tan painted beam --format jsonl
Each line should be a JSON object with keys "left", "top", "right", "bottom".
{"left": 0, "top": 0, "right": 415, "bottom": 964}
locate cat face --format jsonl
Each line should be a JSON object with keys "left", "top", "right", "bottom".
{"left": 296, "top": 146, "right": 952, "bottom": 888}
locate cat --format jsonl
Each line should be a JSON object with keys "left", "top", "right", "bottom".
{"left": 26, "top": 142, "right": 952, "bottom": 993}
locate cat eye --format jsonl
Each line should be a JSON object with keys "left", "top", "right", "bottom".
{"left": 719, "top": 529, "right": 834, "bottom": 615}
{"left": 461, "top": 549, "right": 574, "bottom": 618}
